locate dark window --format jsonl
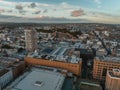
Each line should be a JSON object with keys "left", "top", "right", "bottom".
{"left": 102, "top": 68, "right": 107, "bottom": 76}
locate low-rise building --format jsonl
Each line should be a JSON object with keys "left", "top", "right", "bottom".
{"left": 0, "top": 69, "right": 13, "bottom": 89}
{"left": 25, "top": 57, "right": 82, "bottom": 76}
{"left": 0, "top": 57, "right": 26, "bottom": 89}
{"left": 11, "top": 68, "right": 65, "bottom": 90}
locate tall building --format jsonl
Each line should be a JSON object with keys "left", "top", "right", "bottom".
{"left": 93, "top": 56, "right": 120, "bottom": 81}
{"left": 25, "top": 28, "right": 38, "bottom": 52}
{"left": 105, "top": 69, "right": 120, "bottom": 90}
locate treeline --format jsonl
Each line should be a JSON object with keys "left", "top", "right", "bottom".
{"left": 36, "top": 28, "right": 82, "bottom": 38}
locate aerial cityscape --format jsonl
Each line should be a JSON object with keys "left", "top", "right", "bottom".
{"left": 0, "top": 0, "right": 120, "bottom": 90}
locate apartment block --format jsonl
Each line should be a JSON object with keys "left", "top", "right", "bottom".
{"left": 105, "top": 69, "right": 120, "bottom": 90}
{"left": 25, "top": 28, "right": 38, "bottom": 52}
{"left": 93, "top": 56, "right": 120, "bottom": 81}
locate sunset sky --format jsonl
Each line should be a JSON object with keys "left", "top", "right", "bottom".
{"left": 0, "top": 0, "right": 120, "bottom": 23}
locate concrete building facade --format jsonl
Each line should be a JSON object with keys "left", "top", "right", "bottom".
{"left": 25, "top": 28, "right": 38, "bottom": 52}
{"left": 93, "top": 56, "right": 120, "bottom": 81}
{"left": 105, "top": 69, "right": 120, "bottom": 90}
{"left": 0, "top": 57, "right": 26, "bottom": 89}
{"left": 0, "top": 69, "right": 13, "bottom": 89}
{"left": 25, "top": 57, "right": 82, "bottom": 76}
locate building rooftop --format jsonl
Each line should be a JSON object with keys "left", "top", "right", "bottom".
{"left": 0, "top": 57, "right": 24, "bottom": 70}
{"left": 95, "top": 56, "right": 120, "bottom": 63}
{"left": 108, "top": 69, "right": 120, "bottom": 78}
{"left": 80, "top": 81, "right": 102, "bottom": 90}
{"left": 12, "top": 69, "right": 65, "bottom": 90}
{"left": 0, "top": 69, "right": 9, "bottom": 77}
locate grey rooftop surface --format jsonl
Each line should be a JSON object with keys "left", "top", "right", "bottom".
{"left": 12, "top": 69, "right": 65, "bottom": 90}
{"left": 80, "top": 82, "right": 102, "bottom": 90}
{"left": 95, "top": 56, "right": 120, "bottom": 63}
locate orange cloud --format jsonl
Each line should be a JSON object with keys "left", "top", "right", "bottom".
{"left": 71, "top": 9, "right": 85, "bottom": 17}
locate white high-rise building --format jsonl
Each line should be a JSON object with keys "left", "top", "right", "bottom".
{"left": 25, "top": 28, "right": 38, "bottom": 52}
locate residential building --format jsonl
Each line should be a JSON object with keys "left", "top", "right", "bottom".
{"left": 25, "top": 28, "right": 38, "bottom": 52}
{"left": 93, "top": 56, "right": 120, "bottom": 81}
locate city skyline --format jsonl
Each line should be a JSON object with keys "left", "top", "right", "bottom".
{"left": 0, "top": 0, "right": 120, "bottom": 24}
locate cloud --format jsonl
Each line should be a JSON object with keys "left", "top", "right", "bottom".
{"left": 98, "top": 5, "right": 101, "bottom": 8}
{"left": 0, "top": 14, "right": 91, "bottom": 23}
{"left": 0, "top": 14, "right": 17, "bottom": 18}
{"left": 0, "top": 1, "right": 13, "bottom": 6}
{"left": 71, "top": 9, "right": 85, "bottom": 17}
{"left": 0, "top": 0, "right": 120, "bottom": 24}
{"left": 0, "top": 13, "right": 120, "bottom": 24}
{"left": 0, "top": 8, "right": 5, "bottom": 13}
{"left": 92, "top": 0, "right": 102, "bottom": 9}
{"left": 90, "top": 11, "right": 118, "bottom": 18}
{"left": 15, "top": 5, "right": 23, "bottom": 10}
{"left": 60, "top": 2, "right": 76, "bottom": 10}
{"left": 34, "top": 10, "right": 41, "bottom": 14}
{"left": 7, "top": 10, "right": 13, "bottom": 13}
{"left": 0, "top": 8, "right": 13, "bottom": 14}
{"left": 86, "top": 11, "right": 120, "bottom": 24}
{"left": 29, "top": 2, "right": 37, "bottom": 8}
{"left": 53, "top": 9, "right": 56, "bottom": 11}
{"left": 61, "top": 2, "right": 69, "bottom": 9}
{"left": 94, "top": 0, "right": 101, "bottom": 4}
{"left": 43, "top": 9, "right": 48, "bottom": 13}
{"left": 19, "top": 10, "right": 27, "bottom": 15}
{"left": 38, "top": 3, "right": 53, "bottom": 7}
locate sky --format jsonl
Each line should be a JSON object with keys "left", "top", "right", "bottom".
{"left": 0, "top": 0, "right": 120, "bottom": 23}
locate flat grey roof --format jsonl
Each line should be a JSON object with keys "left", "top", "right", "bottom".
{"left": 12, "top": 69, "right": 65, "bottom": 90}
{"left": 80, "top": 82, "right": 102, "bottom": 90}
{"left": 95, "top": 56, "right": 120, "bottom": 63}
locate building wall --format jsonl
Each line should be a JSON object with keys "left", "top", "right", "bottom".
{"left": 93, "top": 59, "right": 120, "bottom": 81}
{"left": 0, "top": 69, "right": 13, "bottom": 89}
{"left": 105, "top": 71, "right": 120, "bottom": 90}
{"left": 25, "top": 57, "right": 82, "bottom": 76}
{"left": 12, "top": 62, "right": 26, "bottom": 79}
{"left": 25, "top": 29, "right": 37, "bottom": 51}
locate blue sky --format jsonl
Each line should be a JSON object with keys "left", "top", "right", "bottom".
{"left": 0, "top": 0, "right": 120, "bottom": 23}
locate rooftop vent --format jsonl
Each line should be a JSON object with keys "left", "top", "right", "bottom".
{"left": 34, "top": 81, "right": 43, "bottom": 87}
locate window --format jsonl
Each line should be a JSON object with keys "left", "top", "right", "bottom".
{"left": 102, "top": 68, "right": 107, "bottom": 76}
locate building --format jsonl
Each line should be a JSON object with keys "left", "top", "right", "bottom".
{"left": 79, "top": 81, "right": 102, "bottom": 90}
{"left": 25, "top": 57, "right": 82, "bottom": 76}
{"left": 105, "top": 69, "right": 120, "bottom": 90}
{"left": 0, "top": 69, "right": 13, "bottom": 89}
{"left": 93, "top": 56, "right": 120, "bottom": 81}
{"left": 0, "top": 57, "right": 26, "bottom": 89}
{"left": 11, "top": 68, "right": 65, "bottom": 90}
{"left": 25, "top": 28, "right": 38, "bottom": 52}
{"left": 0, "top": 57, "right": 26, "bottom": 79}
